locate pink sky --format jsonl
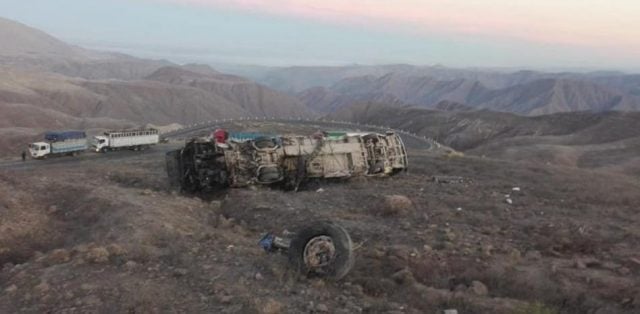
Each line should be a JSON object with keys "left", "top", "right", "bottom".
{"left": 156, "top": 0, "right": 640, "bottom": 53}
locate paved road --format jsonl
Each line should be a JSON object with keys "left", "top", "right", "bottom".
{"left": 1, "top": 120, "right": 438, "bottom": 171}
{"left": 0, "top": 144, "right": 178, "bottom": 171}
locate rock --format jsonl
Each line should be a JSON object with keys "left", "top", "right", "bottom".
{"left": 618, "top": 267, "right": 631, "bottom": 276}
{"left": 512, "top": 187, "right": 521, "bottom": 192}
{"left": 5, "top": 284, "right": 17, "bottom": 294}
{"left": 310, "top": 279, "right": 325, "bottom": 289}
{"left": 505, "top": 198, "right": 513, "bottom": 205}
{"left": 174, "top": 268, "right": 188, "bottom": 277}
{"left": 255, "top": 272, "right": 264, "bottom": 281}
{"left": 574, "top": 257, "right": 600, "bottom": 269}
{"left": 218, "top": 215, "right": 234, "bottom": 228}
{"left": 444, "top": 310, "right": 458, "bottom": 314}
{"left": 381, "top": 195, "right": 414, "bottom": 216}
{"left": 124, "top": 261, "right": 138, "bottom": 269}
{"left": 470, "top": 281, "right": 489, "bottom": 296}
{"left": 219, "top": 295, "right": 233, "bottom": 304}
{"left": 391, "top": 268, "right": 416, "bottom": 285}
{"left": 525, "top": 250, "right": 542, "bottom": 261}
{"left": 348, "top": 284, "right": 365, "bottom": 298}
{"left": 80, "top": 283, "right": 96, "bottom": 291}
{"left": 453, "top": 284, "right": 467, "bottom": 292}
{"left": 260, "top": 298, "right": 283, "bottom": 314}
{"left": 481, "top": 244, "right": 494, "bottom": 257}
{"left": 316, "top": 188, "right": 325, "bottom": 193}
{"left": 47, "top": 205, "right": 59, "bottom": 214}
{"left": 574, "top": 259, "right": 587, "bottom": 269}
{"left": 86, "top": 247, "right": 110, "bottom": 263}
{"left": 141, "top": 189, "right": 153, "bottom": 195}
{"left": 34, "top": 282, "right": 50, "bottom": 294}
{"left": 210, "top": 200, "right": 222, "bottom": 210}
{"left": 316, "top": 303, "right": 329, "bottom": 312}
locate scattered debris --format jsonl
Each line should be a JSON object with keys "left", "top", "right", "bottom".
{"left": 512, "top": 187, "right": 521, "bottom": 192}
{"left": 505, "top": 198, "right": 513, "bottom": 205}
{"left": 316, "top": 188, "right": 325, "bottom": 193}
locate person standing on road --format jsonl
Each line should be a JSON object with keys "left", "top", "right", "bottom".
{"left": 21, "top": 150, "right": 26, "bottom": 162}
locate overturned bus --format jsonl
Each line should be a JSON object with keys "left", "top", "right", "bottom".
{"left": 166, "top": 130, "right": 408, "bottom": 192}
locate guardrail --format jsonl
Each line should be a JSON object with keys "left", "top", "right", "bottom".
{"left": 161, "top": 117, "right": 442, "bottom": 149}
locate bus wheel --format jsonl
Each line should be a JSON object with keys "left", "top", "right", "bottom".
{"left": 288, "top": 221, "right": 354, "bottom": 281}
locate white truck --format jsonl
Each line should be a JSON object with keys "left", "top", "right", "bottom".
{"left": 92, "top": 129, "right": 159, "bottom": 152}
{"left": 29, "top": 131, "right": 88, "bottom": 159}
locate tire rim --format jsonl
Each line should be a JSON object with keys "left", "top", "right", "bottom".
{"left": 303, "top": 236, "right": 336, "bottom": 270}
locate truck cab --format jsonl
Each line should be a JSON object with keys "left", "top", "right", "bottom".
{"left": 28, "top": 142, "right": 50, "bottom": 159}
{"left": 92, "top": 136, "right": 109, "bottom": 152}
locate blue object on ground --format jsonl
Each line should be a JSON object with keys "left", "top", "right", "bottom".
{"left": 258, "top": 233, "right": 276, "bottom": 252}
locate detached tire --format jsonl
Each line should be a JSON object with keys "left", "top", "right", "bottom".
{"left": 288, "top": 221, "right": 354, "bottom": 280}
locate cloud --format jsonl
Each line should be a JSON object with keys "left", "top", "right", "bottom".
{"left": 151, "top": 0, "right": 640, "bottom": 53}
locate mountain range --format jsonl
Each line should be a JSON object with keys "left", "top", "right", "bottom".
{"left": 294, "top": 71, "right": 640, "bottom": 115}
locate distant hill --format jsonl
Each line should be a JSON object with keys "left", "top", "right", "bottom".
{"left": 145, "top": 66, "right": 312, "bottom": 118}
{"left": 301, "top": 72, "right": 640, "bottom": 115}
{"left": 0, "top": 16, "right": 170, "bottom": 80}
{"left": 0, "top": 17, "right": 86, "bottom": 59}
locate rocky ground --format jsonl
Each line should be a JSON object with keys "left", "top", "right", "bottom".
{"left": 1, "top": 127, "right": 639, "bottom": 313}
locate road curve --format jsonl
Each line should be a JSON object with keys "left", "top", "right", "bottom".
{"left": 162, "top": 117, "right": 439, "bottom": 150}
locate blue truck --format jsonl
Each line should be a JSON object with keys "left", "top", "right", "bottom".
{"left": 29, "top": 131, "right": 88, "bottom": 159}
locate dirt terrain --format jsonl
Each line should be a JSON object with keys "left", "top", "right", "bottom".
{"left": 1, "top": 122, "right": 639, "bottom": 313}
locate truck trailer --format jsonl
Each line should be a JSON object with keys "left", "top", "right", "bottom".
{"left": 29, "top": 131, "right": 88, "bottom": 159}
{"left": 92, "top": 129, "right": 159, "bottom": 152}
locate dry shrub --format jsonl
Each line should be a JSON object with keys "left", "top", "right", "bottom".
{"left": 86, "top": 247, "right": 110, "bottom": 263}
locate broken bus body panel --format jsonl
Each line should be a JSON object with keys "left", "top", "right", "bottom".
{"left": 166, "top": 130, "right": 408, "bottom": 192}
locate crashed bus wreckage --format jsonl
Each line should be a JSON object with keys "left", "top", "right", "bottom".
{"left": 165, "top": 129, "right": 408, "bottom": 280}
{"left": 166, "top": 129, "right": 408, "bottom": 193}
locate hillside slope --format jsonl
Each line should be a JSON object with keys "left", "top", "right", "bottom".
{"left": 146, "top": 66, "right": 312, "bottom": 118}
